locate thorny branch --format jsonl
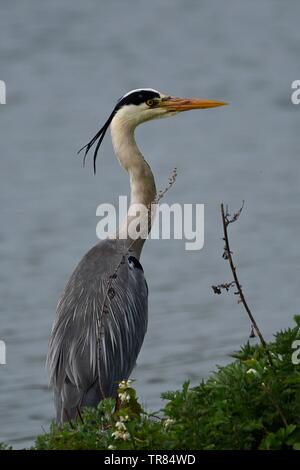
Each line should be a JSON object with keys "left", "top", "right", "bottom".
{"left": 212, "top": 202, "right": 290, "bottom": 427}
{"left": 211, "top": 281, "right": 236, "bottom": 295}
{"left": 95, "top": 168, "right": 178, "bottom": 399}
{"left": 156, "top": 168, "right": 178, "bottom": 202}
{"left": 262, "top": 383, "right": 288, "bottom": 428}
{"left": 212, "top": 202, "right": 273, "bottom": 367}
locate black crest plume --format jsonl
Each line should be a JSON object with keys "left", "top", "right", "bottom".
{"left": 77, "top": 89, "right": 160, "bottom": 173}
{"left": 77, "top": 108, "right": 117, "bottom": 174}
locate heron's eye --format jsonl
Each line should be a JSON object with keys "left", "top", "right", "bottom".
{"left": 146, "top": 99, "right": 154, "bottom": 107}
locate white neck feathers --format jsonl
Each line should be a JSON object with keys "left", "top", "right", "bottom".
{"left": 110, "top": 110, "right": 156, "bottom": 254}
{"left": 110, "top": 111, "right": 156, "bottom": 207}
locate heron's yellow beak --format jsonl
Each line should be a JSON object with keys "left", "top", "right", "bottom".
{"left": 159, "top": 96, "right": 227, "bottom": 112}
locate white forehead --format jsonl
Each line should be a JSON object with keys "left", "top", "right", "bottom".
{"left": 121, "top": 88, "right": 161, "bottom": 99}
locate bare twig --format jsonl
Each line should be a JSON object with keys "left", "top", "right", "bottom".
{"left": 224, "top": 200, "right": 244, "bottom": 226}
{"left": 63, "top": 408, "right": 75, "bottom": 429}
{"left": 114, "top": 396, "right": 121, "bottom": 413}
{"left": 211, "top": 281, "right": 236, "bottom": 295}
{"left": 95, "top": 168, "right": 178, "bottom": 398}
{"left": 76, "top": 406, "right": 84, "bottom": 425}
{"left": 214, "top": 202, "right": 289, "bottom": 427}
{"left": 156, "top": 168, "right": 178, "bottom": 202}
{"left": 220, "top": 203, "right": 274, "bottom": 367}
{"left": 262, "top": 383, "right": 288, "bottom": 427}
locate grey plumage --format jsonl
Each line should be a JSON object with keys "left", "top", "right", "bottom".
{"left": 47, "top": 239, "right": 148, "bottom": 423}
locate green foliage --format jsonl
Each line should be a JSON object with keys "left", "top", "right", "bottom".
{"left": 34, "top": 400, "right": 115, "bottom": 450}
{"left": 7, "top": 316, "right": 300, "bottom": 450}
{"left": 0, "top": 443, "right": 12, "bottom": 450}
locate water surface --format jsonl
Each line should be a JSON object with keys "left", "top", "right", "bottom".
{"left": 0, "top": 0, "right": 300, "bottom": 447}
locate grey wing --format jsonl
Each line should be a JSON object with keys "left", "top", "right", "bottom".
{"left": 47, "top": 240, "right": 148, "bottom": 423}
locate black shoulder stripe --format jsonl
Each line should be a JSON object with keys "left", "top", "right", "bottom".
{"left": 128, "top": 256, "right": 144, "bottom": 272}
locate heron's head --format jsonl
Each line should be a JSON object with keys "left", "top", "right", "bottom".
{"left": 78, "top": 88, "right": 227, "bottom": 173}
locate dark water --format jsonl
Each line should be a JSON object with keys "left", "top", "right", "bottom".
{"left": 0, "top": 0, "right": 300, "bottom": 447}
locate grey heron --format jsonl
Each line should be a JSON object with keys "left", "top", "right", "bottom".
{"left": 47, "top": 88, "right": 226, "bottom": 423}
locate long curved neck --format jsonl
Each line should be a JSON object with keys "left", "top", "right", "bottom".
{"left": 110, "top": 114, "right": 156, "bottom": 257}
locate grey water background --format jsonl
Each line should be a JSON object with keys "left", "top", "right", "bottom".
{"left": 0, "top": 0, "right": 300, "bottom": 448}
